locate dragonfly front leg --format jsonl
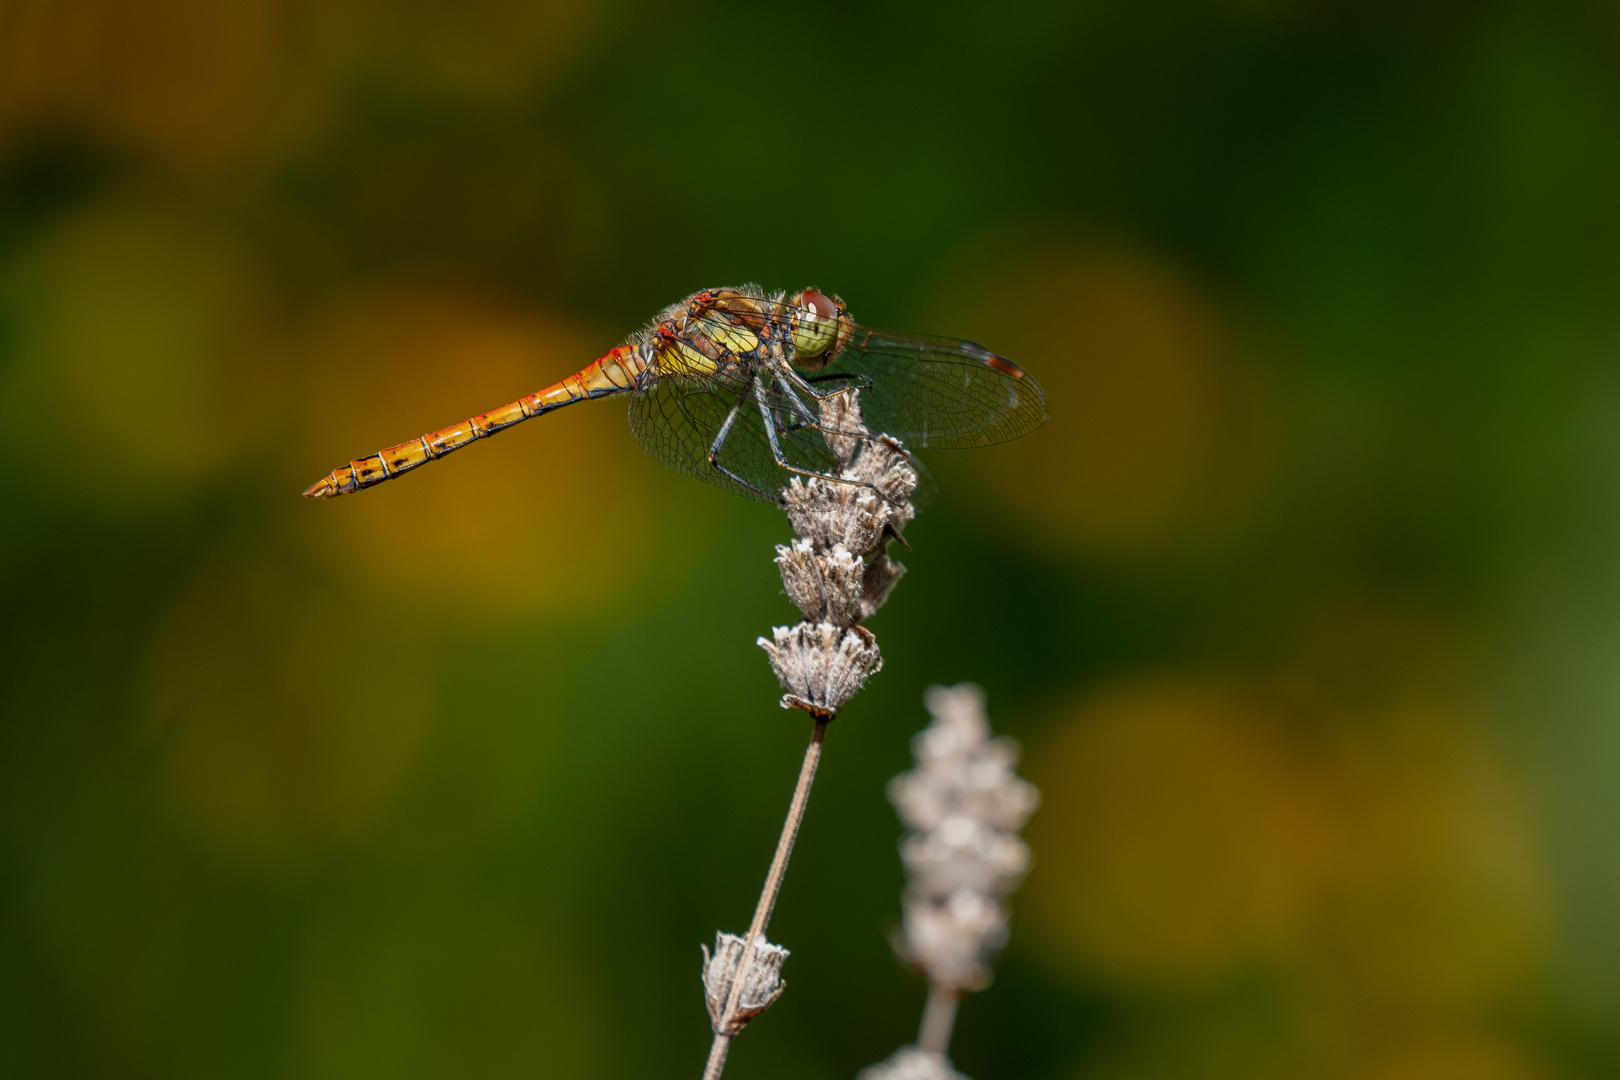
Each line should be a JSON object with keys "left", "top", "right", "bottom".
{"left": 752, "top": 378, "right": 870, "bottom": 492}
{"left": 774, "top": 370, "right": 868, "bottom": 443}
{"left": 775, "top": 368, "right": 868, "bottom": 433}
{"left": 783, "top": 369, "right": 874, "bottom": 399}
{"left": 708, "top": 383, "right": 782, "bottom": 503}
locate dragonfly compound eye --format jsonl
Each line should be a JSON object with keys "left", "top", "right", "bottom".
{"left": 788, "top": 288, "right": 852, "bottom": 367}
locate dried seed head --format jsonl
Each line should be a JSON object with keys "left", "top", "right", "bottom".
{"left": 780, "top": 391, "right": 918, "bottom": 558}
{"left": 855, "top": 434, "right": 921, "bottom": 515}
{"left": 784, "top": 479, "right": 894, "bottom": 556}
{"left": 701, "top": 932, "right": 790, "bottom": 1035}
{"left": 774, "top": 539, "right": 825, "bottom": 621}
{"left": 818, "top": 388, "right": 867, "bottom": 466}
{"left": 858, "top": 1047, "right": 970, "bottom": 1080}
{"left": 821, "top": 545, "right": 866, "bottom": 627}
{"left": 770, "top": 388, "right": 916, "bottom": 676}
{"left": 860, "top": 552, "right": 907, "bottom": 620}
{"left": 774, "top": 541, "right": 871, "bottom": 626}
{"left": 757, "top": 622, "right": 883, "bottom": 719}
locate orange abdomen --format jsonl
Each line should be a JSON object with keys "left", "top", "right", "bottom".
{"left": 303, "top": 345, "right": 644, "bottom": 498}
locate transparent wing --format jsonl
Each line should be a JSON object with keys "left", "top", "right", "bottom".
{"left": 751, "top": 375, "right": 941, "bottom": 508}
{"left": 807, "top": 327, "right": 1048, "bottom": 450}
{"left": 628, "top": 370, "right": 938, "bottom": 508}
{"left": 628, "top": 371, "right": 840, "bottom": 505}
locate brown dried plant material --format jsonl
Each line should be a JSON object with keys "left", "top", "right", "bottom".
{"left": 701, "top": 932, "right": 789, "bottom": 1035}
{"left": 760, "top": 391, "right": 916, "bottom": 718}
{"left": 702, "top": 390, "right": 920, "bottom": 1079}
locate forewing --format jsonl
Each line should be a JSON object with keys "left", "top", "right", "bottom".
{"left": 811, "top": 327, "right": 1048, "bottom": 449}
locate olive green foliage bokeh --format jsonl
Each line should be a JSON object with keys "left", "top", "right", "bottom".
{"left": 3, "top": 1, "right": 1619, "bottom": 1078}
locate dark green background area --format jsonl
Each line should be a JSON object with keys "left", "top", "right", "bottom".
{"left": 3, "top": 2, "right": 1619, "bottom": 1077}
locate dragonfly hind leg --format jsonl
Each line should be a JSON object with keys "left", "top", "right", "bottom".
{"left": 752, "top": 378, "right": 873, "bottom": 494}
{"left": 707, "top": 390, "right": 784, "bottom": 503}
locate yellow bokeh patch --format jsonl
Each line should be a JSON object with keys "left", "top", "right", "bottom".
{"left": 1021, "top": 600, "right": 1552, "bottom": 1073}
{"left": 0, "top": 0, "right": 608, "bottom": 173}
{"left": 141, "top": 549, "right": 435, "bottom": 870}
{"left": 294, "top": 283, "right": 680, "bottom": 619}
{"left": 0, "top": 195, "right": 286, "bottom": 506}
{"left": 1025, "top": 677, "right": 1337, "bottom": 986}
{"left": 930, "top": 237, "right": 1281, "bottom": 557}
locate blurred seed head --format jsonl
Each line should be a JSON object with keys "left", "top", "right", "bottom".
{"left": 888, "top": 684, "right": 1039, "bottom": 992}
{"left": 858, "top": 1047, "right": 969, "bottom": 1080}
{"left": 889, "top": 685, "right": 1041, "bottom": 835}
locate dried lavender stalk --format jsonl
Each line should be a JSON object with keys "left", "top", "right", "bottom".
{"left": 860, "top": 684, "right": 1040, "bottom": 1080}
{"left": 701, "top": 389, "right": 918, "bottom": 1079}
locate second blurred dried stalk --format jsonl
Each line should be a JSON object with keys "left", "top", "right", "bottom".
{"left": 861, "top": 684, "right": 1039, "bottom": 1080}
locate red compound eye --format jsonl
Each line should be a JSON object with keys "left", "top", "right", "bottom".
{"left": 800, "top": 288, "right": 838, "bottom": 321}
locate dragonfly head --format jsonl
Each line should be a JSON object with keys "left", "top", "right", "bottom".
{"left": 787, "top": 288, "right": 853, "bottom": 369}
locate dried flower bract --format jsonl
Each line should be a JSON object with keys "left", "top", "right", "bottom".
{"left": 757, "top": 622, "right": 883, "bottom": 719}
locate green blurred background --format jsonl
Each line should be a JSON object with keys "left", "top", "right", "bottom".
{"left": 2, "top": 1, "right": 1618, "bottom": 1077}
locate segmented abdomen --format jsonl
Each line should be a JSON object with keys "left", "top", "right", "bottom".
{"left": 303, "top": 344, "right": 645, "bottom": 498}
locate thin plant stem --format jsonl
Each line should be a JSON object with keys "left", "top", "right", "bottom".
{"left": 702, "top": 716, "right": 830, "bottom": 1080}
{"left": 916, "top": 983, "right": 960, "bottom": 1055}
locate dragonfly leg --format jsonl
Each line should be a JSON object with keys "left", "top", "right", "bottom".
{"left": 779, "top": 366, "right": 851, "bottom": 402}
{"left": 707, "top": 385, "right": 784, "bottom": 503}
{"left": 753, "top": 378, "right": 872, "bottom": 493}
{"left": 778, "top": 366, "right": 830, "bottom": 401}
{"left": 774, "top": 369, "right": 868, "bottom": 445}
{"left": 773, "top": 372, "right": 824, "bottom": 428}
{"left": 780, "top": 369, "right": 870, "bottom": 429}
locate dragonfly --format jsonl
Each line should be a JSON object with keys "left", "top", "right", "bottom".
{"left": 303, "top": 285, "right": 1046, "bottom": 507}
